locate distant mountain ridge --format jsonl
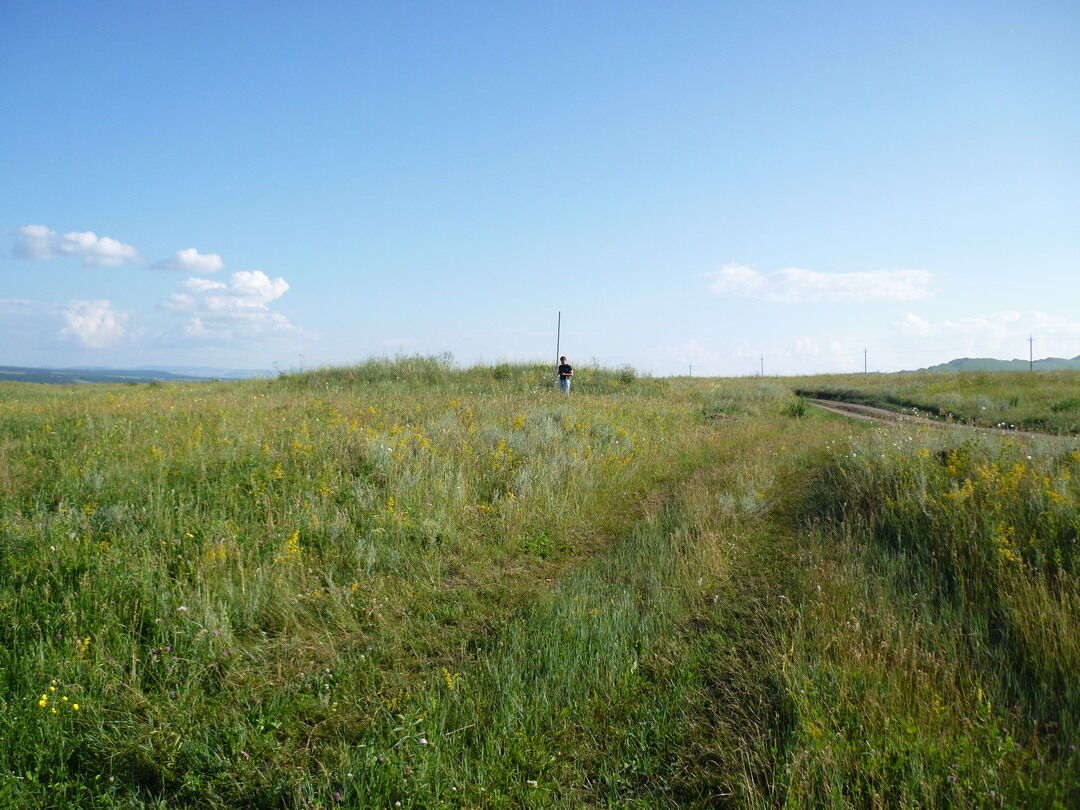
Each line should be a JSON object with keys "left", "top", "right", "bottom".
{"left": 0, "top": 366, "right": 271, "bottom": 384}
{"left": 920, "top": 356, "right": 1080, "bottom": 372}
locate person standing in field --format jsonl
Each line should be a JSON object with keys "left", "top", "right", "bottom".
{"left": 556, "top": 356, "right": 573, "bottom": 394}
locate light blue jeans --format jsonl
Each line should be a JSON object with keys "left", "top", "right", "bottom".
{"left": 559, "top": 377, "right": 571, "bottom": 394}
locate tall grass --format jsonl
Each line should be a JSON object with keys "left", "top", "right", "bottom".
{"left": 783, "top": 424, "right": 1080, "bottom": 807}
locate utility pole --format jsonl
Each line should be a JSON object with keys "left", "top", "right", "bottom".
{"left": 760, "top": 355, "right": 764, "bottom": 376}
{"left": 688, "top": 363, "right": 692, "bottom": 377}
{"left": 1029, "top": 335, "right": 1034, "bottom": 371}
{"left": 864, "top": 347, "right": 868, "bottom": 374}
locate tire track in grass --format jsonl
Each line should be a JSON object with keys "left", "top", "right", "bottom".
{"left": 335, "top": 480, "right": 703, "bottom": 807}
{"left": 332, "top": 419, "right": 816, "bottom": 808}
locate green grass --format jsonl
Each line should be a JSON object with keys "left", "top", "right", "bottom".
{"left": 1, "top": 361, "right": 1077, "bottom": 807}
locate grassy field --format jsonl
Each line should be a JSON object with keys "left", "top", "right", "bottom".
{"left": 1, "top": 358, "right": 1077, "bottom": 808}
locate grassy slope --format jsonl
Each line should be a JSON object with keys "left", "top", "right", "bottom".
{"left": 0, "top": 361, "right": 1076, "bottom": 808}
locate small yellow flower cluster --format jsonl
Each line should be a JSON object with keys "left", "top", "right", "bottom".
{"left": 272, "top": 530, "right": 302, "bottom": 565}
{"left": 37, "top": 681, "right": 79, "bottom": 714}
{"left": 994, "top": 523, "right": 1022, "bottom": 566}
{"left": 998, "top": 461, "right": 1028, "bottom": 495}
{"left": 490, "top": 438, "right": 514, "bottom": 470}
{"left": 942, "top": 478, "right": 975, "bottom": 501}
{"left": 204, "top": 542, "right": 228, "bottom": 565}
{"left": 441, "top": 667, "right": 461, "bottom": 690}
{"left": 380, "top": 496, "right": 414, "bottom": 529}
{"left": 945, "top": 450, "right": 962, "bottom": 476}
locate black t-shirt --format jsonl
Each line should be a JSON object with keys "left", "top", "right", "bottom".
{"left": 557, "top": 364, "right": 573, "bottom": 378}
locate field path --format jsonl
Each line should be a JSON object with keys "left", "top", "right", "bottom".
{"left": 809, "top": 398, "right": 1078, "bottom": 441}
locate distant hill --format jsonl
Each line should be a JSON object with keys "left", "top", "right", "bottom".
{"left": 920, "top": 356, "right": 1080, "bottom": 372}
{"left": 0, "top": 366, "right": 271, "bottom": 385}
{"left": 130, "top": 365, "right": 273, "bottom": 380}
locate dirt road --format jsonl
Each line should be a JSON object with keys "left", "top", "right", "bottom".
{"left": 808, "top": 398, "right": 1078, "bottom": 442}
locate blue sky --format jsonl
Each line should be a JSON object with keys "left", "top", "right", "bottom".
{"left": 2, "top": 0, "right": 1078, "bottom": 375}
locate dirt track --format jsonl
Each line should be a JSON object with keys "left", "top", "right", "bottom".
{"left": 808, "top": 398, "right": 1078, "bottom": 442}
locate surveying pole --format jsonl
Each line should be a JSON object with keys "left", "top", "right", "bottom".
{"left": 555, "top": 312, "right": 561, "bottom": 371}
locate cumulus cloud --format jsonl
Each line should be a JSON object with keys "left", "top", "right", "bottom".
{"left": 1030, "top": 311, "right": 1080, "bottom": 337}
{"left": 12, "top": 224, "right": 140, "bottom": 267}
{"left": 794, "top": 337, "right": 822, "bottom": 356}
{"left": 895, "top": 310, "right": 1024, "bottom": 339}
{"left": 162, "top": 270, "right": 299, "bottom": 341}
{"left": 706, "top": 263, "right": 934, "bottom": 303}
{"left": 893, "top": 310, "right": 1080, "bottom": 359}
{"left": 153, "top": 248, "right": 224, "bottom": 274}
{"left": 58, "top": 300, "right": 129, "bottom": 348}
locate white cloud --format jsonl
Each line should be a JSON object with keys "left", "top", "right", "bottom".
{"left": 705, "top": 263, "right": 764, "bottom": 297}
{"left": 162, "top": 270, "right": 299, "bottom": 341}
{"left": 706, "top": 263, "right": 933, "bottom": 302}
{"left": 58, "top": 300, "right": 129, "bottom": 348}
{"left": 12, "top": 224, "right": 140, "bottom": 267}
{"left": 1031, "top": 311, "right": 1080, "bottom": 337}
{"left": 893, "top": 310, "right": 1080, "bottom": 360}
{"left": 794, "top": 337, "right": 822, "bottom": 356}
{"left": 895, "top": 310, "right": 1023, "bottom": 339}
{"left": 154, "top": 248, "right": 224, "bottom": 274}
{"left": 895, "top": 312, "right": 934, "bottom": 335}
{"left": 10, "top": 225, "right": 55, "bottom": 260}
